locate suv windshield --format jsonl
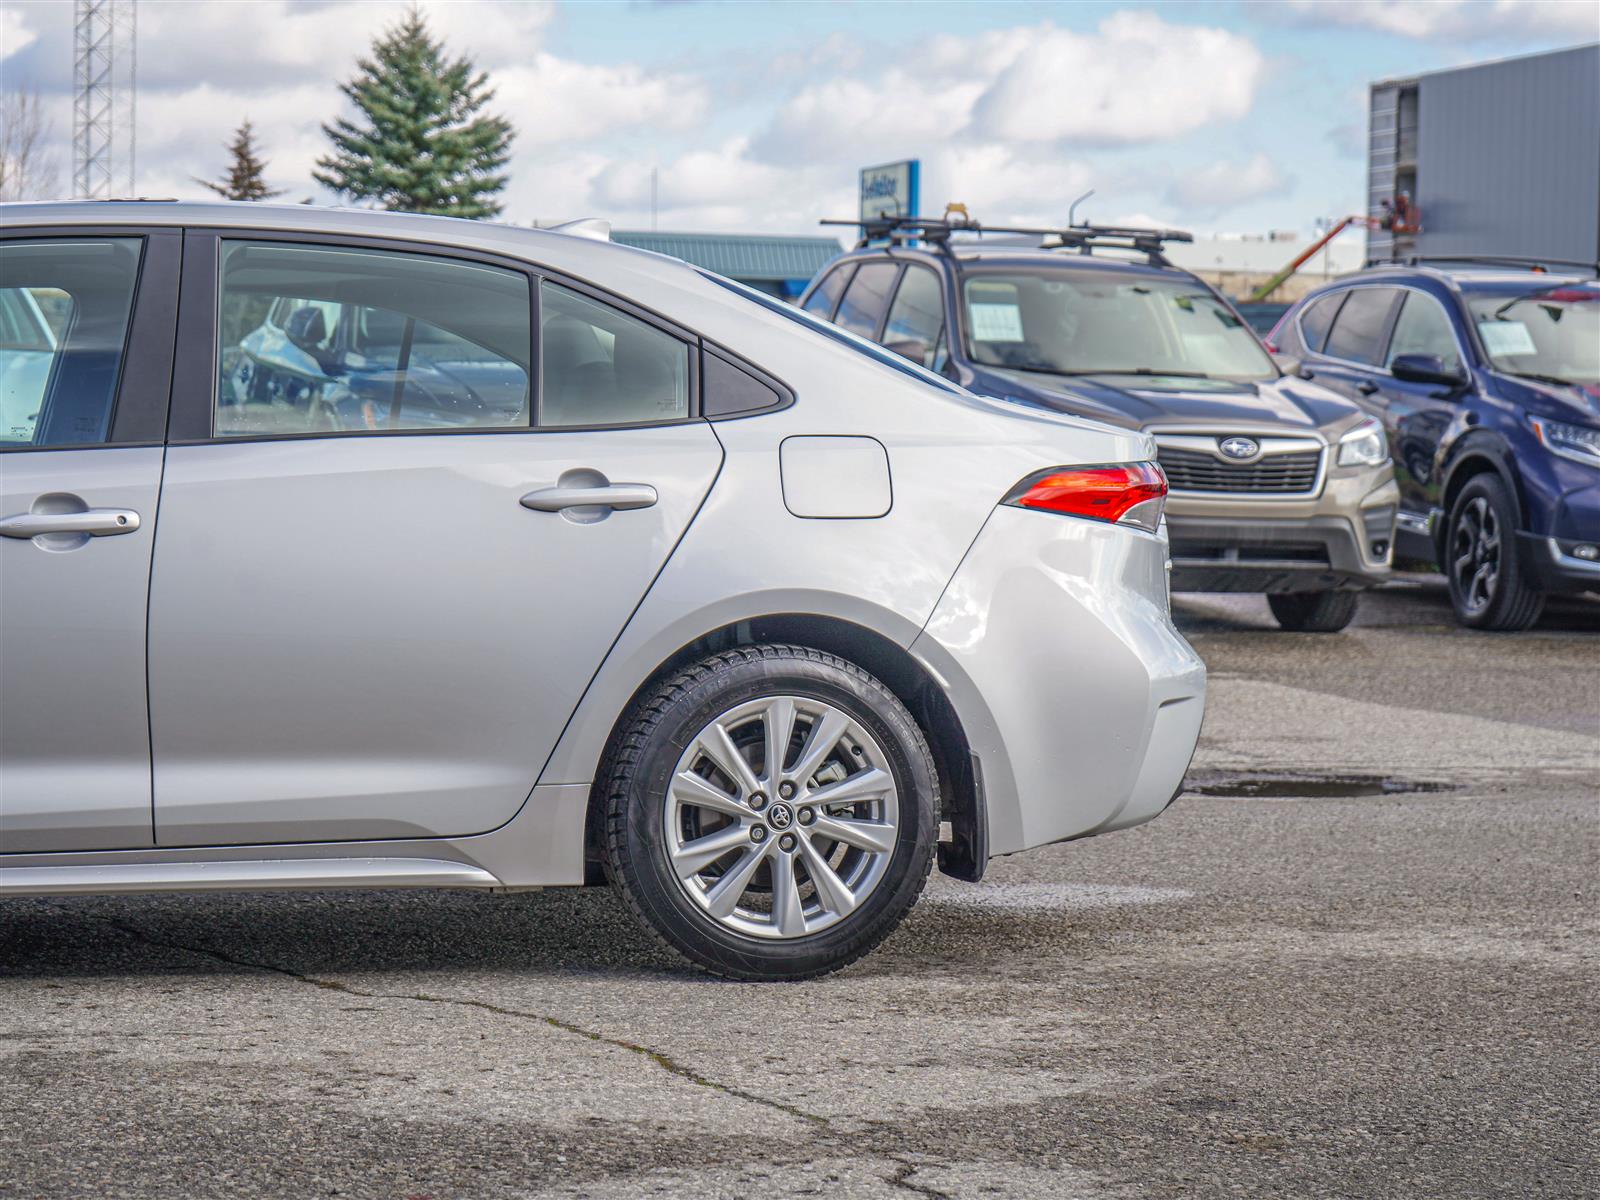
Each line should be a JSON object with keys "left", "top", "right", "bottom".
{"left": 961, "top": 268, "right": 1276, "bottom": 382}
{"left": 1466, "top": 280, "right": 1599, "bottom": 386}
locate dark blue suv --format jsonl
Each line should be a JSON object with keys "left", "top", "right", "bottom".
{"left": 1271, "top": 261, "right": 1599, "bottom": 630}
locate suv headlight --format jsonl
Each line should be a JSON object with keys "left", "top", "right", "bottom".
{"left": 1530, "top": 416, "right": 1600, "bottom": 467}
{"left": 1337, "top": 418, "right": 1388, "bottom": 467}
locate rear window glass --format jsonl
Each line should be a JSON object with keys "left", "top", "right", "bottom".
{"left": 1323, "top": 288, "right": 1398, "bottom": 365}
{"left": 1297, "top": 292, "right": 1345, "bottom": 353}
{"left": 834, "top": 262, "right": 899, "bottom": 339}
{"left": 801, "top": 264, "right": 853, "bottom": 318}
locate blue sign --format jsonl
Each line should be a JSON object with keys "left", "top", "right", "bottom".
{"left": 860, "top": 160, "right": 920, "bottom": 223}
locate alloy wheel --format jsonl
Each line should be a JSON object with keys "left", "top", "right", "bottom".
{"left": 663, "top": 694, "right": 899, "bottom": 940}
{"left": 1451, "top": 495, "right": 1501, "bottom": 618}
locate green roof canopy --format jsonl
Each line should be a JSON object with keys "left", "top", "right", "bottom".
{"left": 613, "top": 231, "right": 844, "bottom": 283}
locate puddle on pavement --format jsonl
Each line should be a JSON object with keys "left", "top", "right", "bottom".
{"left": 1184, "top": 771, "right": 1455, "bottom": 799}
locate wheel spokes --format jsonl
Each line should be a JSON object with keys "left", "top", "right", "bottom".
{"left": 699, "top": 721, "right": 761, "bottom": 799}
{"left": 670, "top": 823, "right": 752, "bottom": 879}
{"left": 808, "top": 812, "right": 896, "bottom": 855}
{"left": 671, "top": 770, "right": 748, "bottom": 821}
{"left": 807, "top": 765, "right": 893, "bottom": 810}
{"left": 762, "top": 697, "right": 797, "bottom": 788}
{"left": 789, "top": 708, "right": 850, "bottom": 788}
{"left": 797, "top": 835, "right": 857, "bottom": 918}
{"left": 704, "top": 843, "right": 771, "bottom": 918}
{"left": 769, "top": 847, "right": 806, "bottom": 937}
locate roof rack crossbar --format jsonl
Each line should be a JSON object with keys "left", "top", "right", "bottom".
{"left": 820, "top": 215, "right": 1194, "bottom": 267}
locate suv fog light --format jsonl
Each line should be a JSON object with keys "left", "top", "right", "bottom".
{"left": 1574, "top": 544, "right": 1600, "bottom": 561}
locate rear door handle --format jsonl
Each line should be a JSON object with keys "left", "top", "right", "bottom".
{"left": 520, "top": 483, "right": 658, "bottom": 513}
{"left": 0, "top": 509, "right": 142, "bottom": 538}
{"left": 1356, "top": 380, "right": 1380, "bottom": 396}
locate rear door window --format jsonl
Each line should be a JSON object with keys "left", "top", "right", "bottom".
{"left": 540, "top": 282, "right": 690, "bottom": 427}
{"left": 215, "top": 240, "right": 531, "bottom": 437}
{"left": 0, "top": 238, "right": 142, "bottom": 448}
{"left": 1322, "top": 288, "right": 1399, "bottom": 365}
{"left": 833, "top": 261, "right": 899, "bottom": 340}
{"left": 882, "top": 265, "right": 946, "bottom": 370}
{"left": 801, "top": 264, "right": 853, "bottom": 318}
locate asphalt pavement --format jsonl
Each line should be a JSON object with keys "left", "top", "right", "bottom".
{"left": 3, "top": 577, "right": 1596, "bottom": 1199}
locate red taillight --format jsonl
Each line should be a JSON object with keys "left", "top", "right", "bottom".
{"left": 1003, "top": 461, "right": 1168, "bottom": 533}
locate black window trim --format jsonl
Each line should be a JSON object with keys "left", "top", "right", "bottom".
{"left": 699, "top": 339, "right": 796, "bottom": 421}
{"left": 0, "top": 225, "right": 181, "bottom": 454}
{"left": 169, "top": 225, "right": 714, "bottom": 445}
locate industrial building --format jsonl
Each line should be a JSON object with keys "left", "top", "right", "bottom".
{"left": 1368, "top": 43, "right": 1600, "bottom": 266}
{"left": 610, "top": 230, "right": 843, "bottom": 299}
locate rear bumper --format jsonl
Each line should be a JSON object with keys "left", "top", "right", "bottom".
{"left": 911, "top": 505, "right": 1206, "bottom": 856}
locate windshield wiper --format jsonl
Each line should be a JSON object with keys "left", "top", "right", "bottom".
{"left": 1500, "top": 370, "right": 1584, "bottom": 388}
{"left": 1047, "top": 368, "right": 1215, "bottom": 379}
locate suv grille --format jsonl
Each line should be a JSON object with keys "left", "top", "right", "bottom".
{"left": 1158, "top": 447, "right": 1322, "bottom": 494}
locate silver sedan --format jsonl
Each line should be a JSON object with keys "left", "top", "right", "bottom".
{"left": 0, "top": 202, "right": 1205, "bottom": 979}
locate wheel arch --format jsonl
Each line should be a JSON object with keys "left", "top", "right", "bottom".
{"left": 578, "top": 611, "right": 985, "bottom": 883}
{"left": 1436, "top": 436, "right": 1525, "bottom": 557}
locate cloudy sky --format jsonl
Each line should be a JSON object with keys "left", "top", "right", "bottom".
{"left": 3, "top": 0, "right": 1595, "bottom": 235}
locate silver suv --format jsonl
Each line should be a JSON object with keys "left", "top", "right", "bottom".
{"left": 801, "top": 218, "right": 1401, "bottom": 631}
{"left": 0, "top": 202, "right": 1204, "bottom": 979}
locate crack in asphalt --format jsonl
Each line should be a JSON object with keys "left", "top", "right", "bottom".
{"left": 77, "top": 911, "right": 828, "bottom": 1129}
{"left": 888, "top": 1160, "right": 953, "bottom": 1199}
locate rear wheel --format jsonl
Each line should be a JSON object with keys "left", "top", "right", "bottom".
{"left": 1267, "top": 590, "right": 1359, "bottom": 632}
{"left": 1445, "top": 474, "right": 1544, "bottom": 631}
{"left": 601, "top": 645, "right": 937, "bottom": 981}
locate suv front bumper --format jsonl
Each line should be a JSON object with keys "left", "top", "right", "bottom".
{"left": 1165, "top": 463, "right": 1399, "bottom": 594}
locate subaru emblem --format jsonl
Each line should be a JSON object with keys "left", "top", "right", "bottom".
{"left": 1220, "top": 436, "right": 1260, "bottom": 460}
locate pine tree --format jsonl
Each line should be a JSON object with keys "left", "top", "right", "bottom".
{"left": 314, "top": 8, "right": 514, "bottom": 219}
{"left": 196, "top": 120, "right": 286, "bottom": 202}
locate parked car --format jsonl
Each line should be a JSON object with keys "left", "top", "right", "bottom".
{"left": 1270, "top": 260, "right": 1600, "bottom": 630}
{"left": 0, "top": 201, "right": 1205, "bottom": 980}
{"left": 1235, "top": 301, "right": 1291, "bottom": 337}
{"left": 801, "top": 217, "right": 1399, "bottom": 632}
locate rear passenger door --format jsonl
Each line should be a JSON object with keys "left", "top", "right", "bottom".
{"left": 147, "top": 232, "right": 723, "bottom": 847}
{"left": 0, "top": 229, "right": 179, "bottom": 852}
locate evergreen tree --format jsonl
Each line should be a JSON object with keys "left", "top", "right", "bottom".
{"left": 314, "top": 9, "right": 514, "bottom": 218}
{"left": 196, "top": 120, "right": 286, "bottom": 202}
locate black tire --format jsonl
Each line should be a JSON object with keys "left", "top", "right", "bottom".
{"left": 1444, "top": 474, "right": 1545, "bottom": 631}
{"left": 1267, "top": 590, "right": 1360, "bottom": 632}
{"left": 601, "top": 644, "right": 937, "bottom": 981}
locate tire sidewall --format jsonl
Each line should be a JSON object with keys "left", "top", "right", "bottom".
{"left": 1447, "top": 474, "right": 1535, "bottom": 629}
{"left": 610, "top": 652, "right": 936, "bottom": 979}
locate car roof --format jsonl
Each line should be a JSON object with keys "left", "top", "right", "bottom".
{"left": 1335, "top": 262, "right": 1594, "bottom": 290}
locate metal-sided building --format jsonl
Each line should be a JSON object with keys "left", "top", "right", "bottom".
{"left": 610, "top": 231, "right": 843, "bottom": 300}
{"left": 1368, "top": 43, "right": 1600, "bottom": 265}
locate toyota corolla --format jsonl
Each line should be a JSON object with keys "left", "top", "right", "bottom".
{"left": 0, "top": 202, "right": 1205, "bottom": 979}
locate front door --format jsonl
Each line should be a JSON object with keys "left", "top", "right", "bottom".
{"left": 1372, "top": 289, "right": 1466, "bottom": 521}
{"left": 0, "top": 231, "right": 179, "bottom": 852}
{"left": 149, "top": 235, "right": 721, "bottom": 846}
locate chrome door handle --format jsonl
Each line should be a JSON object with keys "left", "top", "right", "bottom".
{"left": 520, "top": 483, "right": 658, "bottom": 513}
{"left": 1357, "top": 380, "right": 1379, "bottom": 396}
{"left": 0, "top": 509, "right": 142, "bottom": 538}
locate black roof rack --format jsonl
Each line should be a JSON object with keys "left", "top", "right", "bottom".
{"left": 820, "top": 213, "right": 1194, "bottom": 267}
{"left": 1368, "top": 254, "right": 1600, "bottom": 276}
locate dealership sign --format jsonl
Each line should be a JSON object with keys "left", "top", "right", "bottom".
{"left": 860, "top": 160, "right": 920, "bottom": 222}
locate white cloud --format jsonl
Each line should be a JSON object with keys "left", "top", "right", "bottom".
{"left": 493, "top": 54, "right": 710, "bottom": 147}
{"left": 1165, "top": 153, "right": 1292, "bottom": 212}
{"left": 1, "top": 7, "right": 39, "bottom": 60}
{"left": 751, "top": 12, "right": 1264, "bottom": 166}
{"left": 969, "top": 13, "right": 1265, "bottom": 145}
{"left": 1278, "top": 0, "right": 1599, "bottom": 41}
